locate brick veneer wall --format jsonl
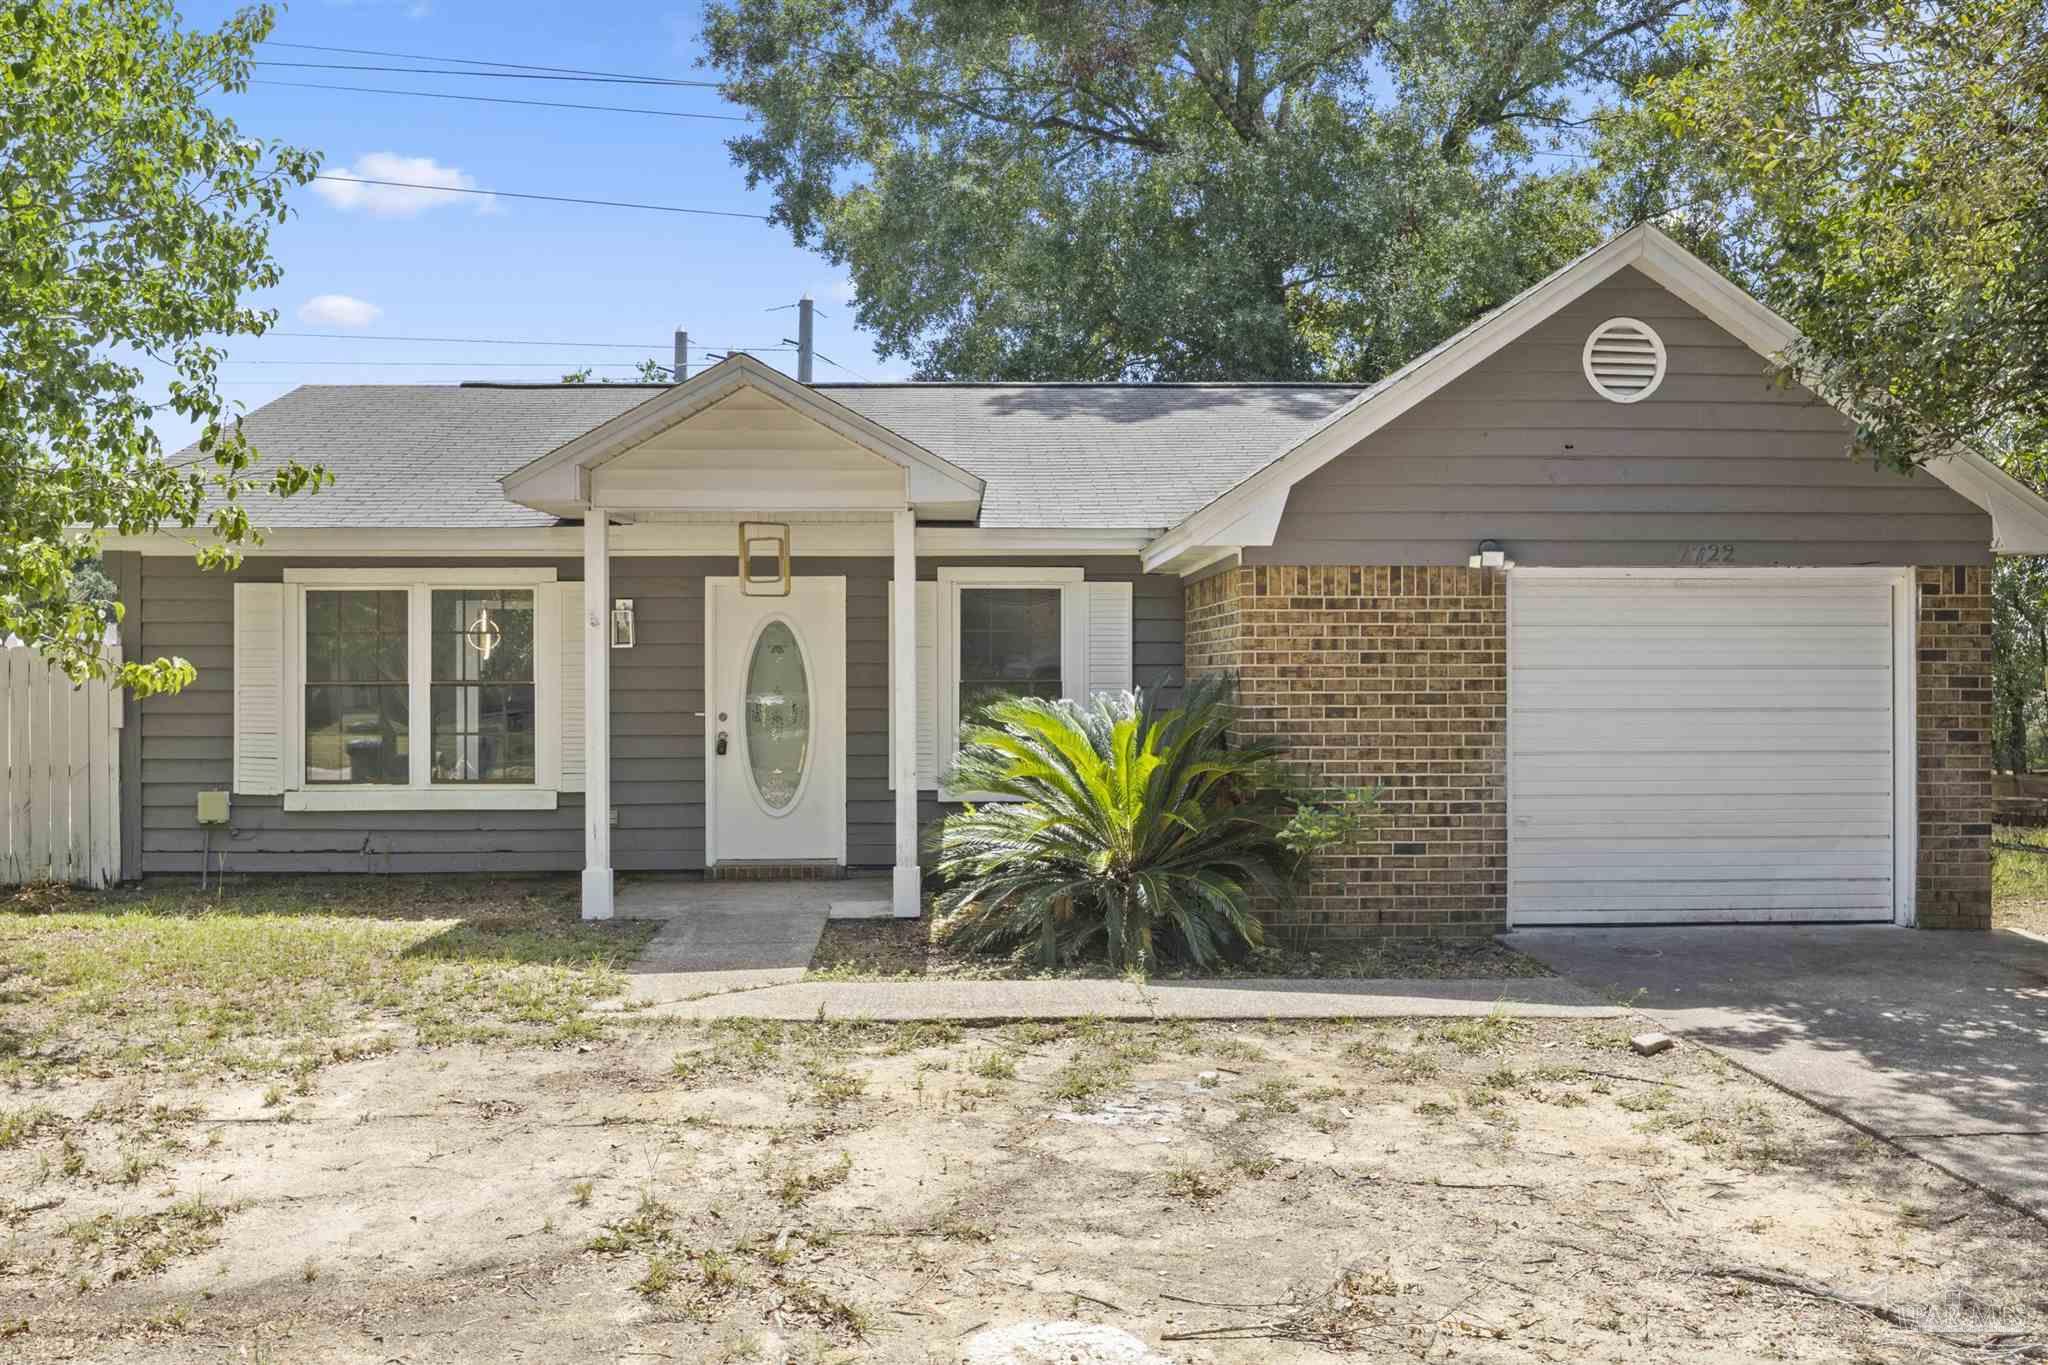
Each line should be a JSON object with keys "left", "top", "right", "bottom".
{"left": 1189, "top": 562, "right": 1994, "bottom": 938}
{"left": 1916, "top": 566, "right": 1993, "bottom": 928}
{"left": 1186, "top": 565, "right": 1507, "bottom": 941}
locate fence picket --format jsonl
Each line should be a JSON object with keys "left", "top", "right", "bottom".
{"left": 0, "top": 640, "right": 122, "bottom": 886}
{"left": 67, "top": 667, "right": 88, "bottom": 882}
{"left": 2, "top": 650, "right": 21, "bottom": 884}
{"left": 26, "top": 656, "right": 50, "bottom": 878}
{"left": 90, "top": 642, "right": 116, "bottom": 887}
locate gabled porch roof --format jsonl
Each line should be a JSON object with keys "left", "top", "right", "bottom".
{"left": 500, "top": 353, "right": 985, "bottom": 521}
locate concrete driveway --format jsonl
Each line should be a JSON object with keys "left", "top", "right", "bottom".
{"left": 1502, "top": 925, "right": 2048, "bottom": 1220}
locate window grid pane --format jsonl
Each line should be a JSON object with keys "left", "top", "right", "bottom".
{"left": 958, "top": 587, "right": 1062, "bottom": 724}
{"left": 304, "top": 590, "right": 409, "bottom": 785}
{"left": 430, "top": 589, "right": 537, "bottom": 785}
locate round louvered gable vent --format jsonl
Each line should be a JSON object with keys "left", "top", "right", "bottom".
{"left": 1582, "top": 317, "right": 1666, "bottom": 403}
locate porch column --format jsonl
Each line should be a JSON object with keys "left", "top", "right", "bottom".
{"left": 581, "top": 509, "right": 614, "bottom": 920}
{"left": 891, "top": 508, "right": 920, "bottom": 916}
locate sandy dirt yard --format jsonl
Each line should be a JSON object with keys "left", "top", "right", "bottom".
{"left": 5, "top": 1009, "right": 2047, "bottom": 1364}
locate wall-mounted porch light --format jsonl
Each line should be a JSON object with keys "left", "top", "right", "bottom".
{"left": 610, "top": 598, "right": 636, "bottom": 648}
{"left": 1467, "top": 538, "right": 1512, "bottom": 570}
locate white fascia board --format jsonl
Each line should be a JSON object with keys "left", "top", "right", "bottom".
{"left": 282, "top": 565, "right": 558, "bottom": 585}
{"left": 916, "top": 527, "right": 1153, "bottom": 556}
{"left": 500, "top": 354, "right": 983, "bottom": 515}
{"left": 1927, "top": 451, "right": 2048, "bottom": 553}
{"left": 103, "top": 523, "right": 1161, "bottom": 559}
{"left": 1144, "top": 220, "right": 2048, "bottom": 567}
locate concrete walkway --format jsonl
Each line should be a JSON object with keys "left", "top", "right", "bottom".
{"left": 618, "top": 876, "right": 885, "bottom": 996}
{"left": 1504, "top": 925, "right": 2048, "bottom": 1220}
{"left": 632, "top": 974, "right": 1615, "bottom": 1020}
{"left": 612, "top": 879, "right": 1617, "bottom": 1020}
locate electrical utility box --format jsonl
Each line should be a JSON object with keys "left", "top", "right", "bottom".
{"left": 196, "top": 791, "right": 230, "bottom": 825}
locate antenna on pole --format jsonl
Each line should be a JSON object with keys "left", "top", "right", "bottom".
{"left": 672, "top": 329, "right": 688, "bottom": 382}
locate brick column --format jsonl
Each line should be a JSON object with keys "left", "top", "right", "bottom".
{"left": 1916, "top": 566, "right": 1992, "bottom": 928}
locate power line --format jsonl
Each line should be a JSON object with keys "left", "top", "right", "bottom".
{"left": 255, "top": 60, "right": 710, "bottom": 88}
{"left": 223, "top": 360, "right": 660, "bottom": 369}
{"left": 263, "top": 331, "right": 796, "bottom": 351}
{"left": 309, "top": 175, "right": 773, "bottom": 220}
{"left": 814, "top": 352, "right": 873, "bottom": 381}
{"left": 251, "top": 80, "right": 748, "bottom": 122}
{"left": 261, "top": 40, "right": 721, "bottom": 87}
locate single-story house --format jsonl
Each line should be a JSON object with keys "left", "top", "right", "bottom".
{"left": 102, "top": 224, "right": 2045, "bottom": 936}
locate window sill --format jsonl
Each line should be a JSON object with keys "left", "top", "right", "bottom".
{"left": 283, "top": 788, "right": 561, "bottom": 813}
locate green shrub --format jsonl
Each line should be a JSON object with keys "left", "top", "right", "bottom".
{"left": 928, "top": 674, "right": 1375, "bottom": 970}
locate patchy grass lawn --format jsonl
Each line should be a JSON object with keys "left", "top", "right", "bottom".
{"left": 3, "top": 876, "right": 2046, "bottom": 1363}
{"left": 0, "top": 875, "right": 652, "bottom": 1082}
{"left": 807, "top": 914, "right": 1552, "bottom": 982}
{"left": 1994, "top": 830, "right": 2048, "bottom": 936}
{"left": 2, "top": 1004, "right": 2044, "bottom": 1362}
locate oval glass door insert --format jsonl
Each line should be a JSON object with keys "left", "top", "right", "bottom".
{"left": 743, "top": 620, "right": 811, "bottom": 812}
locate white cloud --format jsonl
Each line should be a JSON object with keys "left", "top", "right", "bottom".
{"left": 311, "top": 153, "right": 495, "bottom": 219}
{"left": 296, "top": 294, "right": 383, "bottom": 329}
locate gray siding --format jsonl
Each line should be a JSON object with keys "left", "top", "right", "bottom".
{"left": 133, "top": 553, "right": 1182, "bottom": 877}
{"left": 1251, "top": 267, "right": 1993, "bottom": 568}
{"left": 137, "top": 556, "right": 587, "bottom": 876}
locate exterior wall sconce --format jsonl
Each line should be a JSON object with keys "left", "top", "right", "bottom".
{"left": 739, "top": 521, "right": 792, "bottom": 597}
{"left": 1467, "top": 538, "right": 1512, "bottom": 570}
{"left": 610, "top": 599, "right": 636, "bottom": 648}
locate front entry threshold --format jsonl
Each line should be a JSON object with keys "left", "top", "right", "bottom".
{"left": 710, "top": 860, "right": 845, "bottom": 881}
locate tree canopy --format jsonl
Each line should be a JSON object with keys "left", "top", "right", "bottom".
{"left": 703, "top": 0, "right": 1705, "bottom": 382}
{"left": 1636, "top": 0, "right": 2048, "bottom": 479}
{"left": 2, "top": 0, "right": 324, "bottom": 693}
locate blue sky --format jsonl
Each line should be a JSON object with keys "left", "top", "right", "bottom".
{"left": 148, "top": 0, "right": 890, "bottom": 452}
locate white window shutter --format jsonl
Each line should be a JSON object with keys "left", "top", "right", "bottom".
{"left": 886, "top": 581, "right": 940, "bottom": 790}
{"left": 1084, "top": 581, "right": 1134, "bottom": 698}
{"left": 232, "top": 583, "right": 286, "bottom": 795}
{"left": 558, "top": 582, "right": 587, "bottom": 792}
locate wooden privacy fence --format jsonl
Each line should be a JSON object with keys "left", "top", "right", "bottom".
{"left": 0, "top": 635, "right": 122, "bottom": 887}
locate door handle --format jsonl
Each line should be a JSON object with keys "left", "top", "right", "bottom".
{"left": 716, "top": 730, "right": 729, "bottom": 756}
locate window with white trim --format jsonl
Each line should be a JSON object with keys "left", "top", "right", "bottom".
{"left": 235, "top": 568, "right": 568, "bottom": 812}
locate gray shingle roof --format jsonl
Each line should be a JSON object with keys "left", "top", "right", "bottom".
{"left": 189, "top": 379, "right": 1363, "bottom": 531}
{"left": 820, "top": 383, "right": 1360, "bottom": 528}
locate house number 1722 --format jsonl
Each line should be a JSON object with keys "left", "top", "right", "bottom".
{"left": 1680, "top": 543, "right": 1737, "bottom": 564}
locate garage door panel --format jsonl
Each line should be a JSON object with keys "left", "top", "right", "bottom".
{"left": 1513, "top": 906, "right": 1889, "bottom": 927}
{"left": 1512, "top": 883, "right": 1891, "bottom": 911}
{"left": 1514, "top": 839, "right": 1889, "bottom": 865}
{"left": 1516, "top": 790, "right": 1891, "bottom": 815}
{"left": 1511, "top": 587, "right": 1893, "bottom": 628}
{"left": 1516, "top": 710, "right": 1887, "bottom": 744}
{"left": 1514, "top": 753, "right": 1893, "bottom": 789}
{"left": 1515, "top": 711, "right": 1888, "bottom": 751}
{"left": 1515, "top": 855, "right": 1889, "bottom": 880}
{"left": 1513, "top": 626, "right": 1890, "bottom": 668}
{"left": 1509, "top": 572, "right": 1898, "bottom": 927}
{"left": 1514, "top": 669, "right": 1892, "bottom": 710}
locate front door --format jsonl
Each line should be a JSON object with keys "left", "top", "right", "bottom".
{"left": 706, "top": 577, "right": 846, "bottom": 865}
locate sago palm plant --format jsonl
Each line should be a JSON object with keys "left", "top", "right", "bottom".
{"left": 927, "top": 674, "right": 1372, "bottom": 971}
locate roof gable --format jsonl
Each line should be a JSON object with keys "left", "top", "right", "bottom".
{"left": 1144, "top": 224, "right": 2048, "bottom": 568}
{"left": 500, "top": 354, "right": 983, "bottom": 519}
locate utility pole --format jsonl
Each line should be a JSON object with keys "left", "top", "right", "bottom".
{"left": 796, "top": 296, "right": 814, "bottom": 384}
{"left": 672, "top": 329, "right": 688, "bottom": 382}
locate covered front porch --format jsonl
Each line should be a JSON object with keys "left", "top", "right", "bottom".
{"left": 497, "top": 355, "right": 987, "bottom": 921}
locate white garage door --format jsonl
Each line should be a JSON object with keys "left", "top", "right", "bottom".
{"left": 1508, "top": 572, "right": 1902, "bottom": 926}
